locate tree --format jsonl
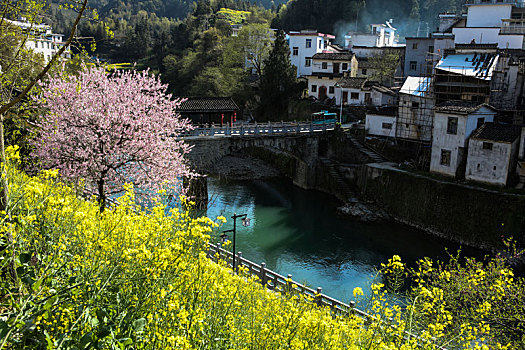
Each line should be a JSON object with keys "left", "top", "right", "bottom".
{"left": 368, "top": 49, "right": 400, "bottom": 86}
{"left": 0, "top": 0, "right": 90, "bottom": 214}
{"left": 33, "top": 66, "right": 194, "bottom": 209}
{"left": 258, "top": 30, "right": 297, "bottom": 121}
{"left": 236, "top": 23, "right": 273, "bottom": 78}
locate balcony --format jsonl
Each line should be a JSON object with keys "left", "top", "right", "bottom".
{"left": 466, "top": 0, "right": 525, "bottom": 7}
{"left": 501, "top": 19, "right": 525, "bottom": 33}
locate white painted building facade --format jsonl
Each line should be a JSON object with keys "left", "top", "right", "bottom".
{"left": 366, "top": 108, "right": 397, "bottom": 137}
{"left": 465, "top": 123, "right": 522, "bottom": 186}
{"left": 452, "top": 0, "right": 525, "bottom": 49}
{"left": 288, "top": 31, "right": 335, "bottom": 77}
{"left": 430, "top": 104, "right": 496, "bottom": 177}
{"left": 344, "top": 21, "right": 399, "bottom": 49}
{"left": 4, "top": 18, "right": 70, "bottom": 63}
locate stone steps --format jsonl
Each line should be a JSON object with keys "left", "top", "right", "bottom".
{"left": 345, "top": 133, "right": 386, "bottom": 163}
{"left": 320, "top": 158, "right": 354, "bottom": 201}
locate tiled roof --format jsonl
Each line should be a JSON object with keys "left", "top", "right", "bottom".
{"left": 471, "top": 123, "right": 522, "bottom": 143}
{"left": 176, "top": 97, "right": 239, "bottom": 112}
{"left": 435, "top": 101, "right": 495, "bottom": 114}
{"left": 371, "top": 85, "right": 396, "bottom": 96}
{"left": 337, "top": 77, "right": 368, "bottom": 89}
{"left": 312, "top": 52, "right": 354, "bottom": 60}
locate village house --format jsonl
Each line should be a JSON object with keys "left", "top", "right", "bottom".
{"left": 4, "top": 18, "right": 70, "bottom": 63}
{"left": 365, "top": 106, "right": 397, "bottom": 138}
{"left": 403, "top": 14, "right": 458, "bottom": 78}
{"left": 288, "top": 31, "right": 335, "bottom": 78}
{"left": 452, "top": 0, "right": 525, "bottom": 50}
{"left": 306, "top": 52, "right": 358, "bottom": 100}
{"left": 175, "top": 97, "right": 240, "bottom": 126}
{"left": 397, "top": 76, "right": 434, "bottom": 142}
{"left": 344, "top": 21, "right": 399, "bottom": 49}
{"left": 465, "top": 123, "right": 522, "bottom": 186}
{"left": 430, "top": 102, "right": 496, "bottom": 178}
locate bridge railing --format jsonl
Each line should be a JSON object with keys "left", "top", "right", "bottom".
{"left": 207, "top": 242, "right": 448, "bottom": 349}
{"left": 181, "top": 121, "right": 336, "bottom": 138}
{"left": 207, "top": 242, "right": 369, "bottom": 318}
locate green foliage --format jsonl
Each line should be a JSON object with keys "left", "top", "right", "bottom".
{"left": 368, "top": 49, "right": 400, "bottom": 86}
{"left": 272, "top": 0, "right": 466, "bottom": 37}
{"left": 259, "top": 30, "right": 298, "bottom": 121}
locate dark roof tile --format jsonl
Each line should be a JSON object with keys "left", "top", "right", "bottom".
{"left": 338, "top": 77, "right": 368, "bottom": 89}
{"left": 312, "top": 52, "right": 355, "bottom": 60}
{"left": 471, "top": 123, "right": 521, "bottom": 143}
{"left": 435, "top": 101, "right": 495, "bottom": 114}
{"left": 176, "top": 97, "right": 239, "bottom": 112}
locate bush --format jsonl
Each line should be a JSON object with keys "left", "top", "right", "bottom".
{"left": 0, "top": 145, "right": 516, "bottom": 349}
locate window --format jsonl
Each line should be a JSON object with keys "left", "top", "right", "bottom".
{"left": 305, "top": 58, "right": 311, "bottom": 67}
{"left": 410, "top": 61, "right": 417, "bottom": 71}
{"left": 306, "top": 39, "right": 312, "bottom": 48}
{"left": 440, "top": 150, "right": 451, "bottom": 166}
{"left": 293, "top": 47, "right": 298, "bottom": 56}
{"left": 412, "top": 102, "right": 420, "bottom": 109}
{"left": 351, "top": 92, "right": 359, "bottom": 100}
{"left": 447, "top": 117, "right": 458, "bottom": 135}
{"left": 319, "top": 40, "right": 322, "bottom": 49}
{"left": 342, "top": 63, "right": 348, "bottom": 71}
{"left": 477, "top": 118, "right": 485, "bottom": 129}
{"left": 322, "top": 62, "right": 328, "bottom": 69}
{"left": 362, "top": 68, "right": 367, "bottom": 75}
{"left": 329, "top": 86, "right": 335, "bottom": 94}
{"left": 428, "top": 45, "right": 434, "bottom": 53}
{"left": 483, "top": 142, "right": 493, "bottom": 150}
{"left": 382, "top": 122, "right": 393, "bottom": 130}
{"left": 311, "top": 85, "right": 317, "bottom": 92}
{"left": 412, "top": 43, "right": 418, "bottom": 49}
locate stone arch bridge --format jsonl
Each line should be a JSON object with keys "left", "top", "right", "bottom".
{"left": 183, "top": 122, "right": 337, "bottom": 189}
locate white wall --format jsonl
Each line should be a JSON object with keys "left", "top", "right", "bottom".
{"left": 466, "top": 139, "right": 515, "bottom": 185}
{"left": 453, "top": 27, "right": 524, "bottom": 49}
{"left": 430, "top": 108, "right": 495, "bottom": 177}
{"left": 366, "top": 114, "right": 396, "bottom": 137}
{"left": 308, "top": 77, "right": 337, "bottom": 99}
{"left": 466, "top": 4, "right": 512, "bottom": 27}
{"left": 290, "top": 35, "right": 327, "bottom": 77}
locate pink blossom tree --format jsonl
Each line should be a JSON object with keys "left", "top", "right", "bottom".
{"left": 33, "top": 66, "right": 194, "bottom": 209}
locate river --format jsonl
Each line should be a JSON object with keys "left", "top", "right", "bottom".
{"left": 205, "top": 176, "right": 477, "bottom": 304}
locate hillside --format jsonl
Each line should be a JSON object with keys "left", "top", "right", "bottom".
{"left": 272, "top": 0, "right": 466, "bottom": 40}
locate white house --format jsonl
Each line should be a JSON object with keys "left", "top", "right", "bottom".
{"left": 465, "top": 123, "right": 522, "bottom": 186}
{"left": 430, "top": 102, "right": 496, "bottom": 178}
{"left": 4, "top": 18, "right": 71, "bottom": 63}
{"left": 452, "top": 0, "right": 525, "bottom": 49}
{"left": 344, "top": 21, "right": 399, "bottom": 49}
{"left": 288, "top": 31, "right": 335, "bottom": 77}
{"left": 397, "top": 77, "right": 434, "bottom": 142}
{"left": 365, "top": 106, "right": 397, "bottom": 138}
{"left": 306, "top": 52, "right": 357, "bottom": 100}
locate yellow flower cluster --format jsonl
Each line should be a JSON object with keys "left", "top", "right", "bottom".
{"left": 1, "top": 156, "right": 518, "bottom": 349}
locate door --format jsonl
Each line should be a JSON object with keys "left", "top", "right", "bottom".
{"left": 333, "top": 63, "right": 340, "bottom": 74}
{"left": 342, "top": 91, "right": 348, "bottom": 105}
{"left": 319, "top": 86, "right": 327, "bottom": 100}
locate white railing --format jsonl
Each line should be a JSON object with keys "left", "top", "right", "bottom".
{"left": 207, "top": 242, "right": 448, "bottom": 349}
{"left": 181, "top": 121, "right": 336, "bottom": 138}
{"left": 207, "top": 242, "right": 368, "bottom": 317}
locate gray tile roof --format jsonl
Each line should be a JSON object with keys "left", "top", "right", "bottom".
{"left": 176, "top": 97, "right": 239, "bottom": 112}
{"left": 435, "top": 101, "right": 495, "bottom": 114}
{"left": 312, "top": 52, "right": 355, "bottom": 60}
{"left": 471, "top": 123, "right": 522, "bottom": 143}
{"left": 338, "top": 77, "right": 368, "bottom": 89}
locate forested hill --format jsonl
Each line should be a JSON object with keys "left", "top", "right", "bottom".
{"left": 272, "top": 0, "right": 466, "bottom": 39}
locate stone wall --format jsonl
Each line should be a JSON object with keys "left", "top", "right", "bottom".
{"left": 352, "top": 164, "right": 525, "bottom": 250}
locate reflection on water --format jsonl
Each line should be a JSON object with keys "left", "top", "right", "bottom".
{"left": 207, "top": 176, "right": 477, "bottom": 303}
